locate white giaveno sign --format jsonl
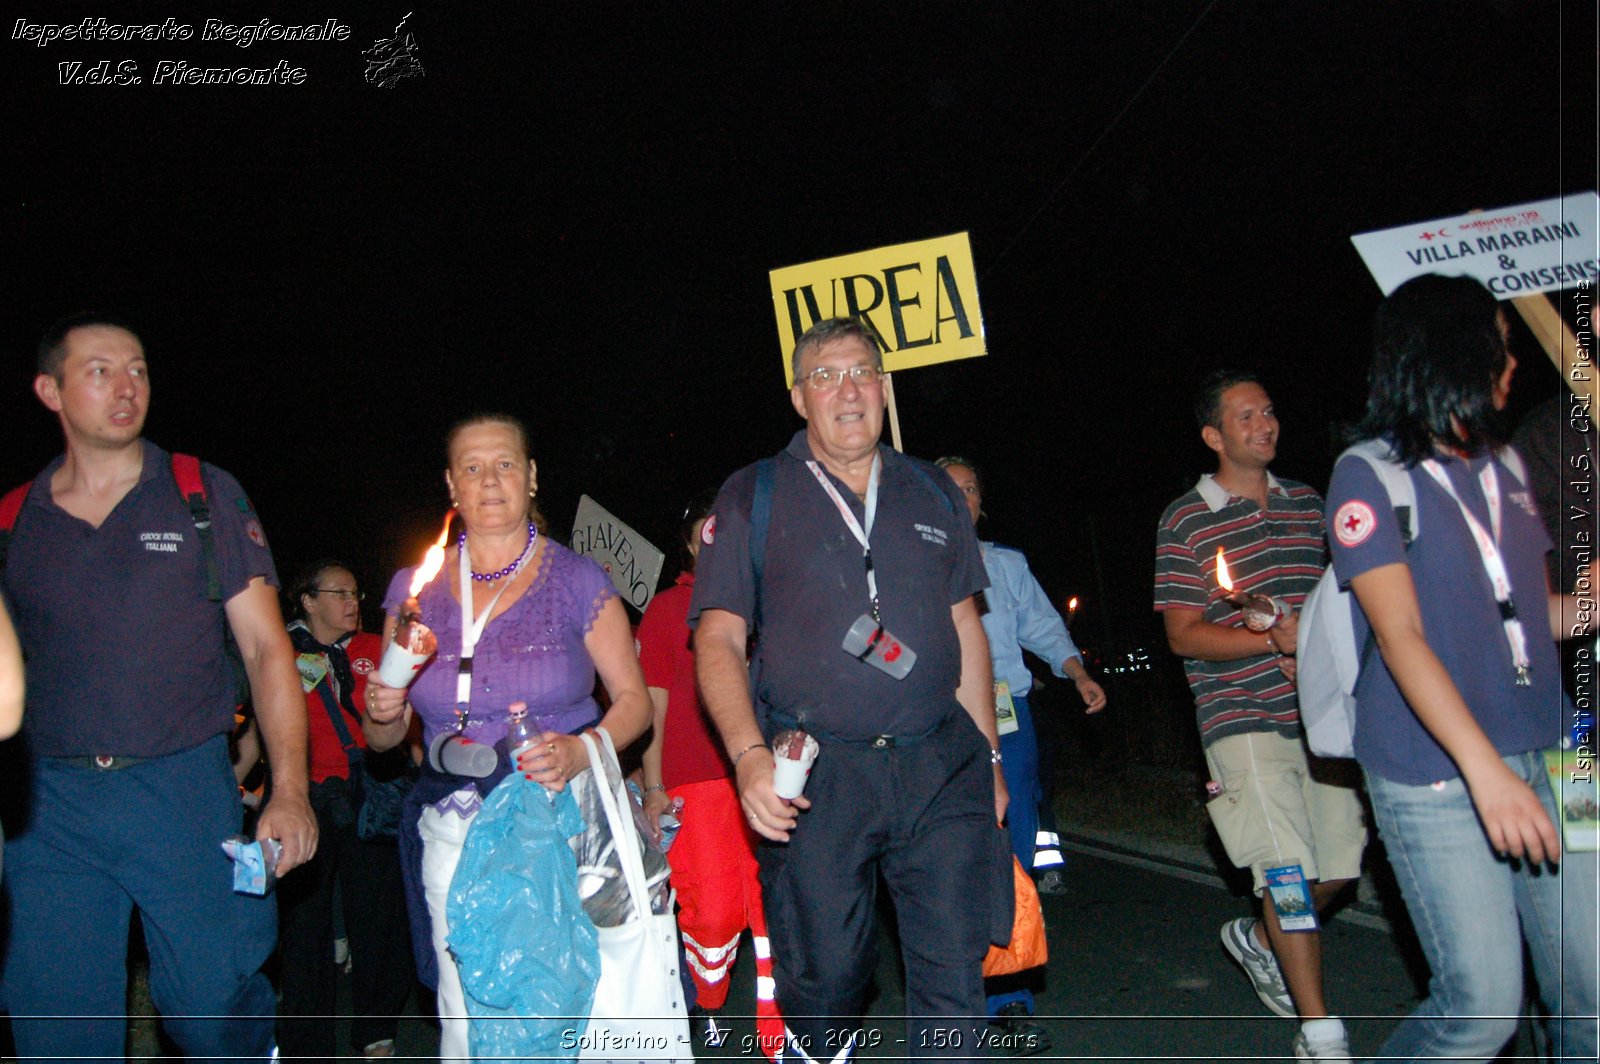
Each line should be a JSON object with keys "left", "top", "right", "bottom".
{"left": 570, "top": 495, "right": 665, "bottom": 613}
{"left": 1350, "top": 191, "right": 1599, "bottom": 297}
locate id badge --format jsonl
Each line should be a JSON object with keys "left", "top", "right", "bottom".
{"left": 994, "top": 681, "right": 1020, "bottom": 736}
{"left": 1545, "top": 746, "right": 1599, "bottom": 852}
{"left": 1263, "top": 864, "right": 1319, "bottom": 932}
{"left": 296, "top": 652, "right": 329, "bottom": 693}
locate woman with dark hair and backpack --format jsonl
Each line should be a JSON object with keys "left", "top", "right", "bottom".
{"left": 1327, "top": 273, "right": 1596, "bottom": 1061}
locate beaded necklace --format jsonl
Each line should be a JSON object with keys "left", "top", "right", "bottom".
{"left": 459, "top": 522, "right": 538, "bottom": 583}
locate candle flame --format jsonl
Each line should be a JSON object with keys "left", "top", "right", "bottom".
{"left": 407, "top": 509, "right": 456, "bottom": 597}
{"left": 1215, "top": 548, "right": 1235, "bottom": 592}
{"left": 1067, "top": 596, "right": 1079, "bottom": 612}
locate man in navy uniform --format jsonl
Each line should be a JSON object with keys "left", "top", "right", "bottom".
{"left": 0, "top": 314, "right": 317, "bottom": 1061}
{"left": 693, "top": 317, "right": 1012, "bottom": 1061}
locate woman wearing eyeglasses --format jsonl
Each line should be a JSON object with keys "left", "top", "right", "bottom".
{"left": 277, "top": 561, "right": 416, "bottom": 1063}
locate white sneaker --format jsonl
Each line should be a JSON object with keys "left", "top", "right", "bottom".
{"left": 1294, "top": 1017, "right": 1351, "bottom": 1061}
{"left": 1220, "top": 917, "right": 1296, "bottom": 1018}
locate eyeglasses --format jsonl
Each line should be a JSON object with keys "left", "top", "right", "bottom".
{"left": 800, "top": 364, "right": 884, "bottom": 391}
{"left": 311, "top": 588, "right": 365, "bottom": 602}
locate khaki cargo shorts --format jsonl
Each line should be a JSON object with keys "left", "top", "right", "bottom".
{"left": 1203, "top": 730, "right": 1367, "bottom": 894}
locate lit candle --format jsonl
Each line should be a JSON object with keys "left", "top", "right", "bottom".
{"left": 1214, "top": 547, "right": 1283, "bottom": 631}
{"left": 377, "top": 510, "right": 452, "bottom": 687}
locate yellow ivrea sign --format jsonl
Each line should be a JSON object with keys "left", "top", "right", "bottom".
{"left": 769, "top": 232, "right": 986, "bottom": 387}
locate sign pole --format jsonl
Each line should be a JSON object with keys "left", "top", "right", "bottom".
{"left": 1511, "top": 292, "right": 1596, "bottom": 412}
{"left": 882, "top": 372, "right": 905, "bottom": 452}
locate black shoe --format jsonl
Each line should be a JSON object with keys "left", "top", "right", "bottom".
{"left": 990, "top": 1002, "right": 1052, "bottom": 1057}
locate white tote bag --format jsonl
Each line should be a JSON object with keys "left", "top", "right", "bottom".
{"left": 577, "top": 730, "right": 692, "bottom": 1063}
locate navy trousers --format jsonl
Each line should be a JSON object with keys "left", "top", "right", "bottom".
{"left": 759, "top": 712, "right": 1007, "bottom": 1062}
{"left": 1, "top": 736, "right": 277, "bottom": 1063}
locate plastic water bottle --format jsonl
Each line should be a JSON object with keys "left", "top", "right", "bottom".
{"left": 507, "top": 701, "right": 539, "bottom": 770}
{"left": 658, "top": 796, "right": 685, "bottom": 851}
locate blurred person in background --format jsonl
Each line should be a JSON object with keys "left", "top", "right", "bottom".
{"left": 939, "top": 455, "right": 1106, "bottom": 1052}
{"left": 276, "top": 560, "right": 415, "bottom": 1062}
{"left": 638, "top": 490, "right": 783, "bottom": 1053}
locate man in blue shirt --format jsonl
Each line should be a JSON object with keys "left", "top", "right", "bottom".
{"left": 938, "top": 458, "right": 1106, "bottom": 878}
{"left": 940, "top": 456, "right": 1106, "bottom": 1049}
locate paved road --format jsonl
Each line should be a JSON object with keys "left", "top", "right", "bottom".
{"left": 368, "top": 840, "right": 1545, "bottom": 1061}
{"left": 93, "top": 839, "right": 1543, "bottom": 1061}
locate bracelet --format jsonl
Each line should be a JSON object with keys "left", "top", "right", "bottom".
{"left": 732, "top": 742, "right": 769, "bottom": 767}
{"left": 990, "top": 748, "right": 1004, "bottom": 765}
{"left": 642, "top": 783, "right": 666, "bottom": 795}
{"left": 1266, "top": 630, "right": 1278, "bottom": 654}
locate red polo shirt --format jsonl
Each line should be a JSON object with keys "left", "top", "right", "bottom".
{"left": 637, "top": 574, "right": 729, "bottom": 789}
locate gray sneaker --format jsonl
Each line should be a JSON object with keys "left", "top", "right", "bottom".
{"left": 1220, "top": 917, "right": 1296, "bottom": 1018}
{"left": 1293, "top": 1017, "right": 1350, "bottom": 1061}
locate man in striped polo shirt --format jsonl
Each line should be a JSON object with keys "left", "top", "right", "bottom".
{"left": 1154, "top": 370, "right": 1366, "bottom": 1062}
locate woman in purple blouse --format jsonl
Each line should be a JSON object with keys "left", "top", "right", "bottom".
{"left": 364, "top": 413, "right": 651, "bottom": 1060}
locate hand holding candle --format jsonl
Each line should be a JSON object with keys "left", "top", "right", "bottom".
{"left": 1215, "top": 548, "right": 1285, "bottom": 632}
{"left": 771, "top": 728, "right": 819, "bottom": 800}
{"left": 377, "top": 512, "right": 452, "bottom": 688}
{"left": 377, "top": 596, "right": 440, "bottom": 686}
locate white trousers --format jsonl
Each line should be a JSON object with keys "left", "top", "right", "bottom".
{"left": 418, "top": 796, "right": 477, "bottom": 1064}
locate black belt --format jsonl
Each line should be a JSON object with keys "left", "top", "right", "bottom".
{"left": 45, "top": 754, "right": 149, "bottom": 771}
{"left": 764, "top": 708, "right": 945, "bottom": 749}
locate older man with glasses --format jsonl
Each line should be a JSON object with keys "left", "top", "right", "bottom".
{"left": 692, "top": 316, "right": 1015, "bottom": 1061}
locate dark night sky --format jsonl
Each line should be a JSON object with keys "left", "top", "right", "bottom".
{"left": 3, "top": 0, "right": 1595, "bottom": 654}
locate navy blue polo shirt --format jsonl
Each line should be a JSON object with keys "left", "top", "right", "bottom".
{"left": 2, "top": 440, "right": 279, "bottom": 758}
{"left": 690, "top": 430, "right": 987, "bottom": 739}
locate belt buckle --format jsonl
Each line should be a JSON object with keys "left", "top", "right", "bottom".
{"left": 93, "top": 754, "right": 116, "bottom": 770}
{"left": 870, "top": 735, "right": 892, "bottom": 749}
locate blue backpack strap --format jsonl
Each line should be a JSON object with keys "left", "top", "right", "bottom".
{"left": 313, "top": 677, "right": 365, "bottom": 767}
{"left": 750, "top": 457, "right": 777, "bottom": 633}
{"left": 170, "top": 453, "right": 222, "bottom": 602}
{"left": 904, "top": 459, "right": 959, "bottom": 517}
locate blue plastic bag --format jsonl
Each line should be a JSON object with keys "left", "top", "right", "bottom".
{"left": 447, "top": 775, "right": 600, "bottom": 1060}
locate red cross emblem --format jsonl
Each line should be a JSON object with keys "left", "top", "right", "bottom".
{"left": 1333, "top": 500, "right": 1376, "bottom": 547}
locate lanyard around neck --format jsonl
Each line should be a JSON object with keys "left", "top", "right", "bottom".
{"left": 454, "top": 531, "right": 536, "bottom": 710}
{"left": 806, "top": 453, "right": 883, "bottom": 623}
{"left": 1418, "top": 457, "right": 1530, "bottom": 685}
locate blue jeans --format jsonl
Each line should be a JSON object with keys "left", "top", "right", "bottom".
{"left": 1366, "top": 751, "right": 1598, "bottom": 1062}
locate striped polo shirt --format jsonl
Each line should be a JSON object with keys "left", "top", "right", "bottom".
{"left": 1153, "top": 472, "right": 1326, "bottom": 746}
